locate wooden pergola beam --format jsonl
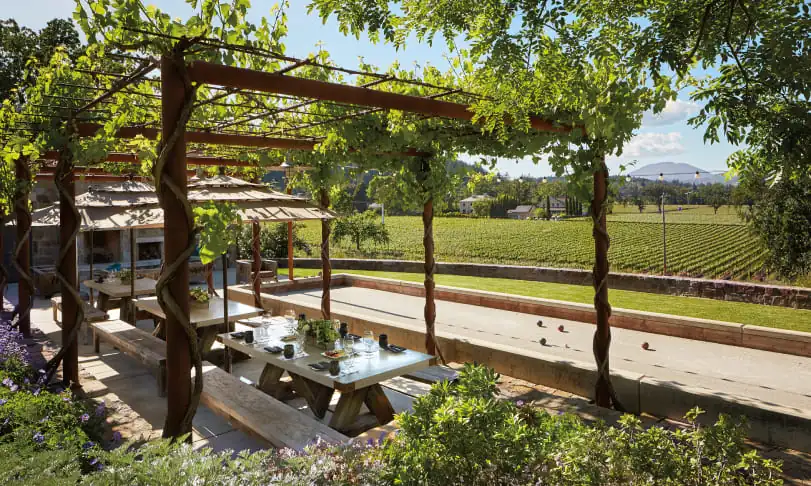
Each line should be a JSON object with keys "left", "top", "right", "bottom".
{"left": 186, "top": 61, "right": 571, "bottom": 134}
{"left": 39, "top": 151, "right": 305, "bottom": 170}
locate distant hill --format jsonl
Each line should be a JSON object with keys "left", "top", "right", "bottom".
{"left": 629, "top": 162, "right": 736, "bottom": 185}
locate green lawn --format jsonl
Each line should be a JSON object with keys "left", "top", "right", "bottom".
{"left": 295, "top": 268, "right": 811, "bottom": 333}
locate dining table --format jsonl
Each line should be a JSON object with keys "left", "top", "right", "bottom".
{"left": 134, "top": 296, "right": 264, "bottom": 353}
{"left": 83, "top": 277, "right": 158, "bottom": 322}
{"left": 217, "top": 322, "right": 434, "bottom": 433}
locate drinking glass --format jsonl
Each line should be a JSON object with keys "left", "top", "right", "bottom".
{"left": 284, "top": 309, "right": 297, "bottom": 334}
{"left": 343, "top": 337, "right": 355, "bottom": 372}
{"left": 363, "top": 330, "right": 375, "bottom": 358}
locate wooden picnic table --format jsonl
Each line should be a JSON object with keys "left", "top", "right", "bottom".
{"left": 135, "top": 296, "right": 263, "bottom": 353}
{"left": 218, "top": 327, "right": 434, "bottom": 433}
{"left": 83, "top": 277, "right": 158, "bottom": 322}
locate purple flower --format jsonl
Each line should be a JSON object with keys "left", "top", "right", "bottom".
{"left": 23, "top": 378, "right": 29, "bottom": 385}
{"left": 62, "top": 396, "right": 71, "bottom": 402}
{"left": 33, "top": 432, "right": 44, "bottom": 443}
{"left": 2, "top": 378, "right": 11, "bottom": 387}
{"left": 94, "top": 401, "right": 106, "bottom": 417}
{"left": 378, "top": 432, "right": 387, "bottom": 445}
{"left": 0, "top": 399, "right": 6, "bottom": 406}
{"left": 32, "top": 387, "right": 40, "bottom": 396}
{"left": 39, "top": 415, "right": 49, "bottom": 423}
{"left": 516, "top": 400, "right": 525, "bottom": 407}
{"left": 112, "top": 431, "right": 122, "bottom": 443}
{"left": 9, "top": 385, "right": 18, "bottom": 392}
{"left": 82, "top": 441, "right": 95, "bottom": 450}
{"left": 80, "top": 413, "right": 90, "bottom": 423}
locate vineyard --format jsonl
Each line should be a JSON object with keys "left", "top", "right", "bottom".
{"left": 298, "top": 214, "right": 768, "bottom": 280}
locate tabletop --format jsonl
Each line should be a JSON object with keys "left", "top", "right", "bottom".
{"left": 134, "top": 297, "right": 263, "bottom": 328}
{"left": 218, "top": 325, "right": 434, "bottom": 392}
{"left": 83, "top": 277, "right": 158, "bottom": 298}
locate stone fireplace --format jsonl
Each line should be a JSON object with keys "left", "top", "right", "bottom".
{"left": 136, "top": 237, "right": 163, "bottom": 262}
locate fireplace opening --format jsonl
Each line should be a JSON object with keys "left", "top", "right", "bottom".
{"left": 137, "top": 241, "right": 162, "bottom": 261}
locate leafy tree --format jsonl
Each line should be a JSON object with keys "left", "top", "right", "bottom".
{"left": 0, "top": 18, "right": 81, "bottom": 101}
{"left": 699, "top": 183, "right": 731, "bottom": 214}
{"left": 332, "top": 210, "right": 390, "bottom": 251}
{"left": 236, "top": 222, "right": 309, "bottom": 261}
{"left": 750, "top": 175, "right": 811, "bottom": 280}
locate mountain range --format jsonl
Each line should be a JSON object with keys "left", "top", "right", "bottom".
{"left": 628, "top": 162, "right": 736, "bottom": 185}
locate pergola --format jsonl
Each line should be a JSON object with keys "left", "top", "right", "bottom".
{"left": 3, "top": 33, "right": 590, "bottom": 438}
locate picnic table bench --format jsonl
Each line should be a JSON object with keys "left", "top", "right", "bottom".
{"left": 91, "top": 319, "right": 167, "bottom": 396}
{"left": 198, "top": 361, "right": 347, "bottom": 449}
{"left": 52, "top": 296, "right": 110, "bottom": 344}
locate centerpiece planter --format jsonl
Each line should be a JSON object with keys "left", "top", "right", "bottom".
{"left": 189, "top": 288, "right": 211, "bottom": 309}
{"left": 118, "top": 270, "right": 134, "bottom": 285}
{"left": 299, "top": 319, "right": 339, "bottom": 350}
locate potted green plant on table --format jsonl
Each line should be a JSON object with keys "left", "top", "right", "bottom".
{"left": 118, "top": 269, "right": 133, "bottom": 285}
{"left": 189, "top": 287, "right": 211, "bottom": 309}
{"left": 298, "top": 319, "right": 340, "bottom": 350}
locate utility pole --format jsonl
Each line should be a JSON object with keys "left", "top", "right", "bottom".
{"left": 661, "top": 191, "right": 667, "bottom": 275}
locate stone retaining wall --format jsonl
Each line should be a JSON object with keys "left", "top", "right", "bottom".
{"left": 283, "top": 258, "right": 811, "bottom": 310}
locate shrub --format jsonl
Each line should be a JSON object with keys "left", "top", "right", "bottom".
{"left": 332, "top": 211, "right": 390, "bottom": 251}
{"left": 374, "top": 363, "right": 783, "bottom": 486}
{"left": 236, "top": 222, "right": 311, "bottom": 260}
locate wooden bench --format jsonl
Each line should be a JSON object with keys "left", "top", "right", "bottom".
{"left": 404, "top": 365, "right": 459, "bottom": 385}
{"left": 52, "top": 296, "right": 110, "bottom": 344}
{"left": 90, "top": 320, "right": 166, "bottom": 396}
{"left": 197, "top": 362, "right": 348, "bottom": 450}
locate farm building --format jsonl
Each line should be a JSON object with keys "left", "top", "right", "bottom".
{"left": 459, "top": 195, "right": 492, "bottom": 214}
{"left": 507, "top": 205, "right": 537, "bottom": 220}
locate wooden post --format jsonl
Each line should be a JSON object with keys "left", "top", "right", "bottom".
{"left": 591, "top": 156, "right": 619, "bottom": 409}
{"left": 222, "top": 251, "right": 231, "bottom": 373}
{"left": 0, "top": 226, "right": 5, "bottom": 308}
{"left": 160, "top": 53, "right": 192, "bottom": 439}
{"left": 129, "top": 228, "right": 136, "bottom": 324}
{"left": 88, "top": 230, "right": 94, "bottom": 306}
{"left": 251, "top": 220, "right": 261, "bottom": 308}
{"left": 286, "top": 181, "right": 294, "bottom": 281}
{"left": 14, "top": 158, "right": 32, "bottom": 337}
{"left": 422, "top": 197, "right": 437, "bottom": 356}
{"left": 58, "top": 144, "right": 79, "bottom": 386}
{"left": 319, "top": 187, "right": 331, "bottom": 320}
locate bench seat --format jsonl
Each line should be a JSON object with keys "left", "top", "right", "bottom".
{"left": 198, "top": 362, "right": 347, "bottom": 450}
{"left": 91, "top": 319, "right": 166, "bottom": 396}
{"left": 403, "top": 365, "right": 459, "bottom": 385}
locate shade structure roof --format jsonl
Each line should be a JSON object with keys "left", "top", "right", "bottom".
{"left": 15, "top": 175, "right": 335, "bottom": 231}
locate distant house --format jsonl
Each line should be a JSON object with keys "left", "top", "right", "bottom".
{"left": 459, "top": 195, "right": 491, "bottom": 214}
{"left": 548, "top": 196, "right": 566, "bottom": 214}
{"left": 507, "top": 205, "right": 536, "bottom": 220}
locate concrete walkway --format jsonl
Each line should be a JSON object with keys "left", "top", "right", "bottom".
{"left": 278, "top": 286, "right": 811, "bottom": 423}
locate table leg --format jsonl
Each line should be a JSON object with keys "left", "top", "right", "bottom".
{"left": 364, "top": 384, "right": 396, "bottom": 425}
{"left": 329, "top": 388, "right": 369, "bottom": 432}
{"left": 290, "top": 374, "right": 334, "bottom": 419}
{"left": 152, "top": 319, "right": 165, "bottom": 339}
{"left": 98, "top": 293, "right": 110, "bottom": 312}
{"left": 120, "top": 297, "right": 131, "bottom": 323}
{"left": 256, "top": 363, "right": 295, "bottom": 400}
{"left": 198, "top": 327, "right": 220, "bottom": 355}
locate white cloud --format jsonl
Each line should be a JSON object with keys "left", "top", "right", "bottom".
{"left": 642, "top": 99, "right": 700, "bottom": 127}
{"left": 623, "top": 132, "right": 685, "bottom": 157}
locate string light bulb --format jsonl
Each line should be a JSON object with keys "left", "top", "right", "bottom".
{"left": 658, "top": 173, "right": 664, "bottom": 181}
{"left": 694, "top": 171, "right": 700, "bottom": 180}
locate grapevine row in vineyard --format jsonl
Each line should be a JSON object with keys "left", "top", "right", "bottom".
{"left": 297, "top": 216, "right": 767, "bottom": 280}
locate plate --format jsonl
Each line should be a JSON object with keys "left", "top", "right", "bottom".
{"left": 280, "top": 335, "right": 298, "bottom": 342}
{"left": 321, "top": 350, "right": 347, "bottom": 360}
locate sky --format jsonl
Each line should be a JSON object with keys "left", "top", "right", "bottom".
{"left": 6, "top": 0, "right": 741, "bottom": 178}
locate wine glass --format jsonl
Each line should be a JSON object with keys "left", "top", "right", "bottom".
{"left": 284, "top": 309, "right": 297, "bottom": 334}
{"left": 363, "top": 330, "right": 375, "bottom": 358}
{"left": 343, "top": 337, "right": 355, "bottom": 372}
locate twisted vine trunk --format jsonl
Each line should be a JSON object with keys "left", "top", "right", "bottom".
{"left": 251, "top": 220, "right": 261, "bottom": 308}
{"left": 0, "top": 225, "right": 6, "bottom": 310}
{"left": 52, "top": 129, "right": 82, "bottom": 386}
{"left": 591, "top": 156, "right": 624, "bottom": 411}
{"left": 320, "top": 188, "right": 331, "bottom": 320}
{"left": 422, "top": 198, "right": 445, "bottom": 363}
{"left": 14, "top": 157, "right": 32, "bottom": 337}
{"left": 158, "top": 51, "right": 200, "bottom": 439}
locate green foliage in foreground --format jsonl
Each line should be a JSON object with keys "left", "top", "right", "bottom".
{"left": 0, "top": 362, "right": 783, "bottom": 485}
{"left": 294, "top": 268, "right": 811, "bottom": 333}
{"left": 299, "top": 216, "right": 767, "bottom": 280}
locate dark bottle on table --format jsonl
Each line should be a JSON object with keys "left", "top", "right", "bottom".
{"left": 339, "top": 322, "right": 348, "bottom": 339}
